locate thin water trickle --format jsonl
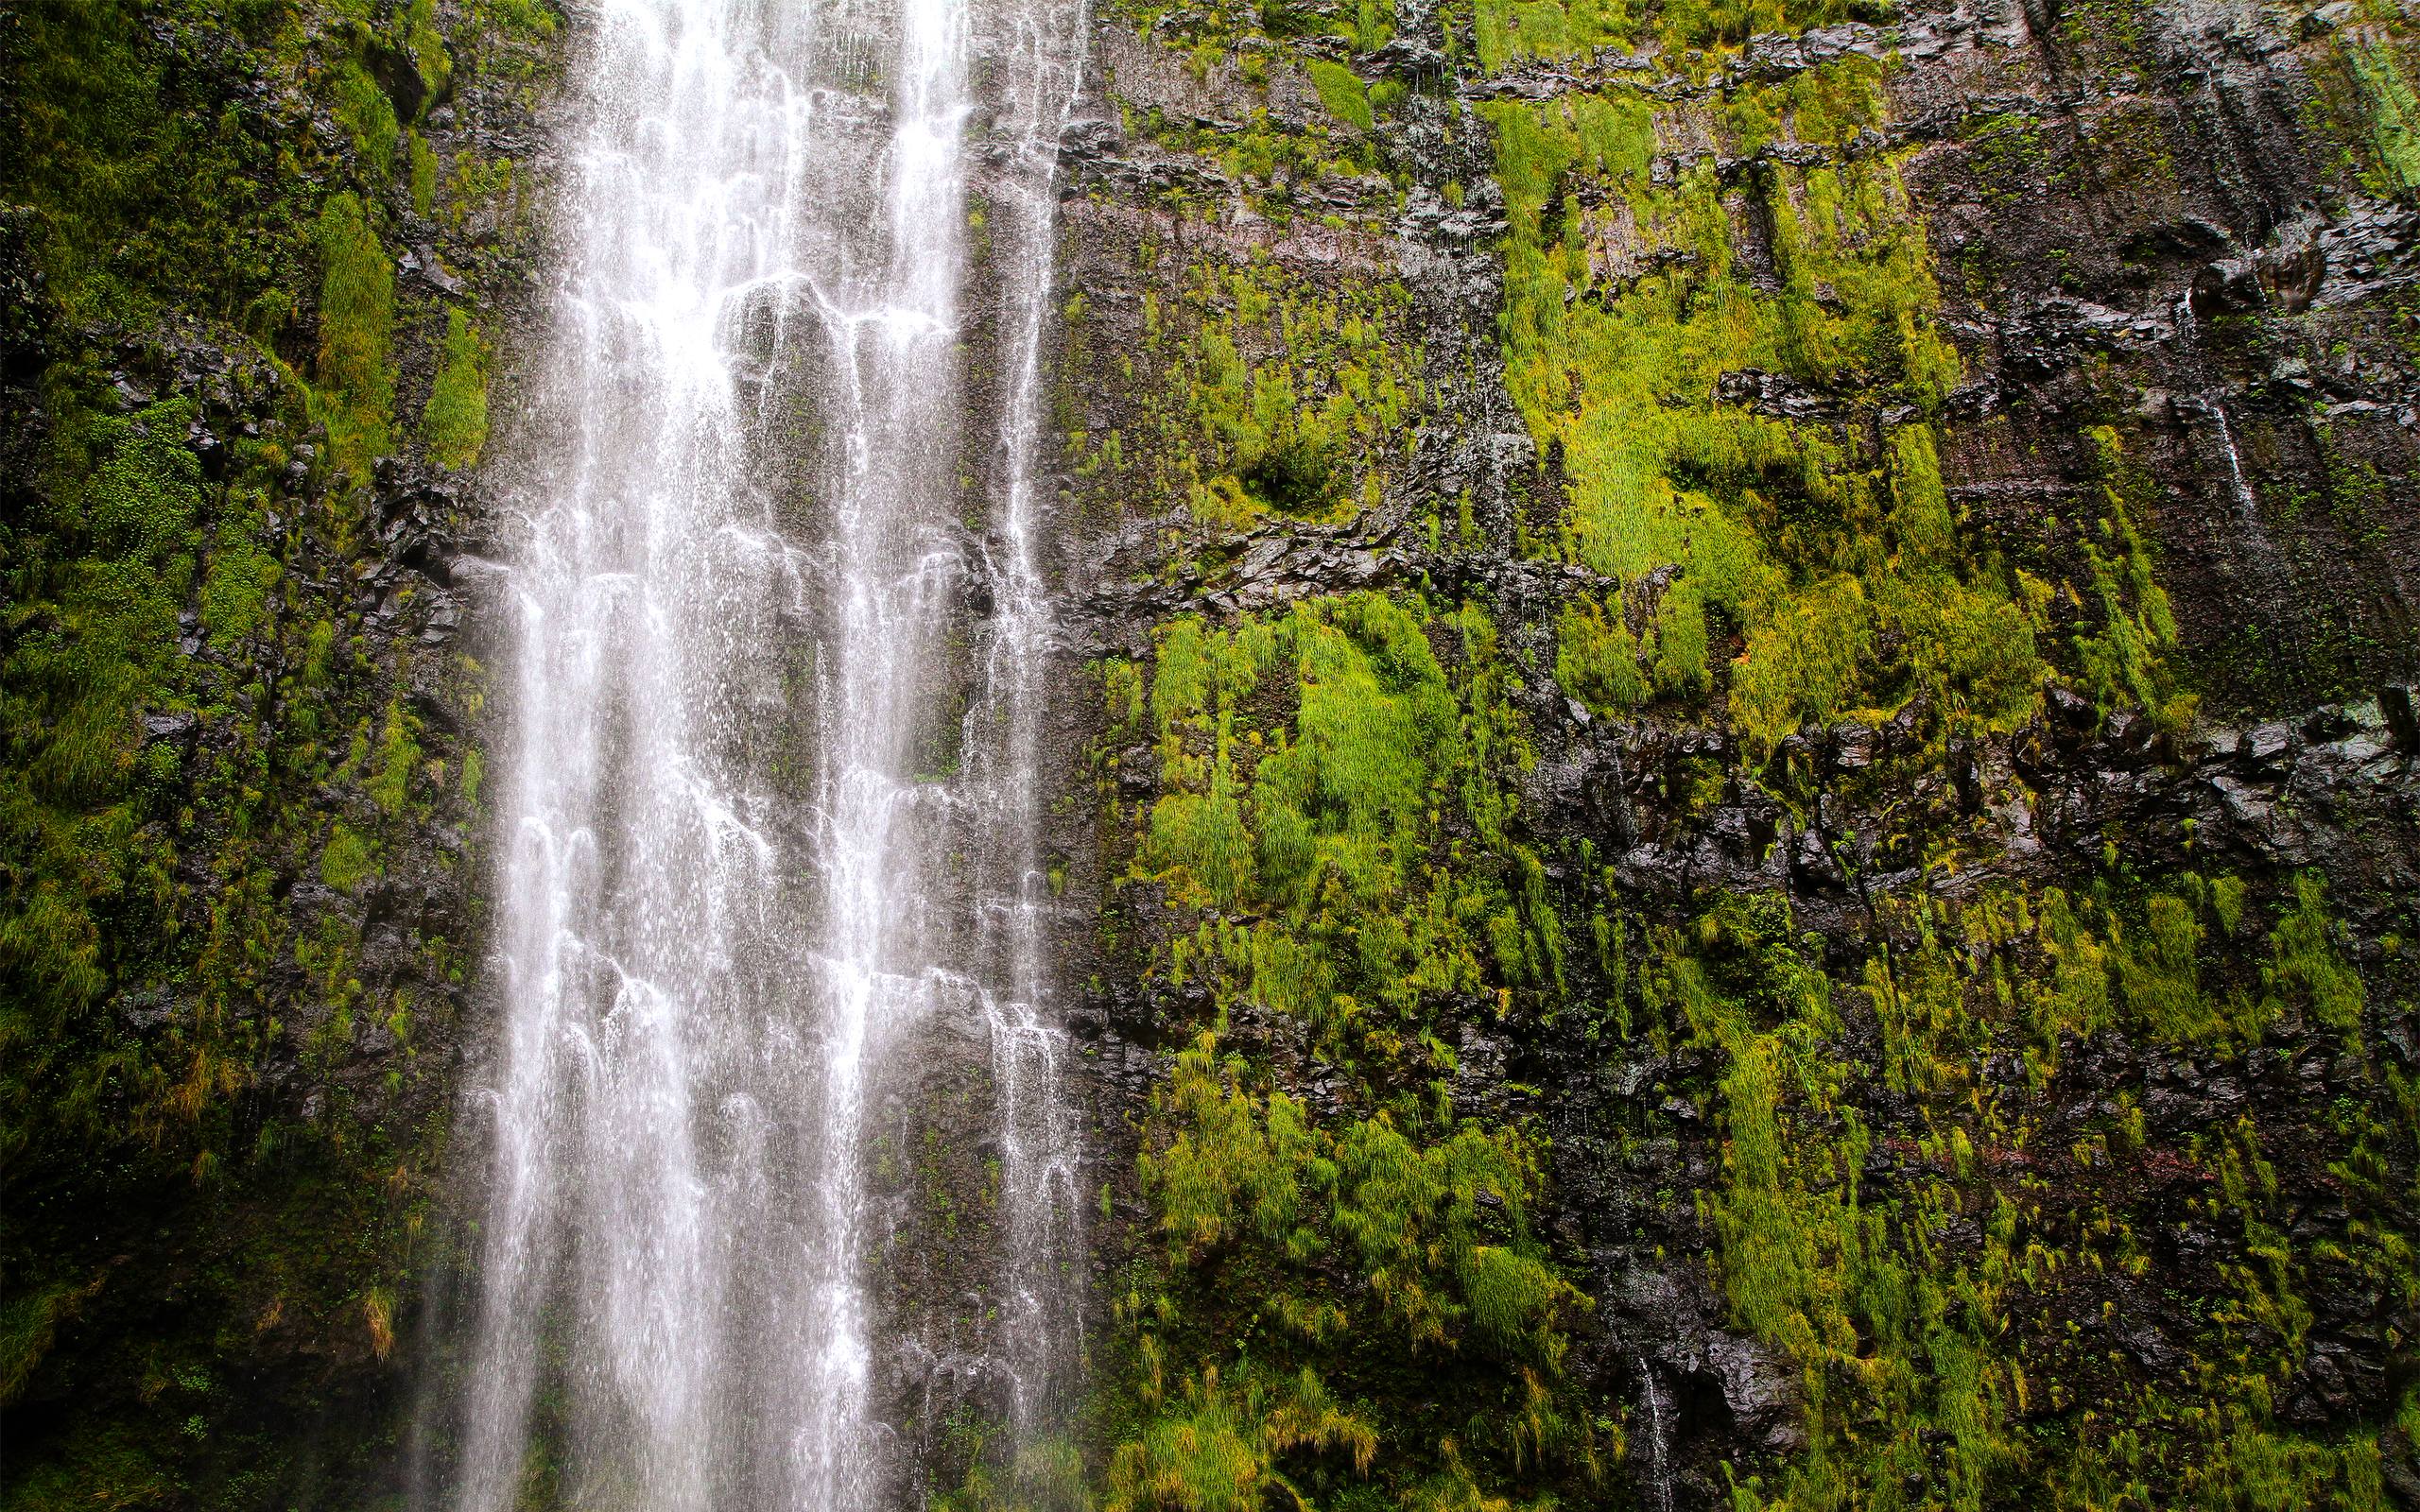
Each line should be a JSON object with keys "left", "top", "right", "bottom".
{"left": 2178, "top": 288, "right": 2265, "bottom": 537}
{"left": 418, "top": 0, "right": 1087, "bottom": 1497}
{"left": 1636, "top": 1355, "right": 1677, "bottom": 1512}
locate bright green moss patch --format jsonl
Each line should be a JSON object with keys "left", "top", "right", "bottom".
{"left": 1102, "top": 1360, "right": 1374, "bottom": 1512}
{"left": 2343, "top": 34, "right": 2420, "bottom": 197}
{"left": 1637, "top": 876, "right": 2403, "bottom": 1510}
{"left": 407, "top": 129, "right": 440, "bottom": 215}
{"left": 1110, "top": 254, "right": 1423, "bottom": 533}
{"left": 314, "top": 192, "right": 396, "bottom": 474}
{"left": 1489, "top": 68, "right": 2083, "bottom": 750}
{"left": 1555, "top": 592, "right": 1648, "bottom": 715}
{"left": 1468, "top": 0, "right": 1631, "bottom": 74}
{"left": 423, "top": 307, "right": 491, "bottom": 469}
{"left": 403, "top": 0, "right": 454, "bottom": 94}
{"left": 330, "top": 60, "right": 399, "bottom": 179}
{"left": 1102, "top": 0, "right": 1394, "bottom": 64}
{"left": 8, "top": 398, "right": 202, "bottom": 820}
{"left": 199, "top": 534, "right": 281, "bottom": 648}
{"left": 1098, "top": 592, "right": 1598, "bottom": 1506}
{"left": 1123, "top": 593, "right": 1558, "bottom": 1047}
{"left": 1728, "top": 575, "right": 1876, "bottom": 747}
{"left": 1304, "top": 60, "right": 1373, "bottom": 131}
{"left": 319, "top": 824, "right": 377, "bottom": 893}
{"left": 2072, "top": 425, "right": 2193, "bottom": 727}
{"left": 1102, "top": 1032, "right": 1599, "bottom": 1508}
{"left": 1461, "top": 0, "right": 1862, "bottom": 75}
{"left": 1146, "top": 1032, "right": 1582, "bottom": 1360}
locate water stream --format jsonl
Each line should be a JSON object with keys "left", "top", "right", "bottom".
{"left": 1635, "top": 1354, "right": 1677, "bottom": 1512}
{"left": 966, "top": 0, "right": 1091, "bottom": 1437}
{"left": 417, "top": 0, "right": 1086, "bottom": 1499}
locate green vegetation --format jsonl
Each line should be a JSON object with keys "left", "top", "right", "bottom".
{"left": 1461, "top": 0, "right": 1859, "bottom": 76}
{"left": 2343, "top": 34, "right": 2420, "bottom": 197}
{"left": 1121, "top": 593, "right": 1560, "bottom": 1042}
{"left": 1105, "top": 0, "right": 1397, "bottom": 65}
{"left": 1555, "top": 592, "right": 1649, "bottom": 716}
{"left": 1098, "top": 577, "right": 2409, "bottom": 1509}
{"left": 1090, "top": 592, "right": 1602, "bottom": 1506}
{"left": 424, "top": 307, "right": 492, "bottom": 469}
{"left": 0, "top": 0, "right": 549, "bottom": 1496}
{"left": 1091, "top": 253, "right": 1424, "bottom": 535}
{"left": 1601, "top": 876, "right": 2404, "bottom": 1510}
{"left": 1305, "top": 60, "right": 1374, "bottom": 132}
{"left": 1102, "top": 1031, "right": 1599, "bottom": 1509}
{"left": 1486, "top": 69, "right": 2068, "bottom": 753}
{"left": 314, "top": 191, "right": 397, "bottom": 475}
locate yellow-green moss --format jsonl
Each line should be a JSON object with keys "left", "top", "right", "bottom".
{"left": 1488, "top": 63, "right": 2070, "bottom": 754}
{"left": 1640, "top": 874, "right": 2404, "bottom": 1511}
{"left": 1304, "top": 60, "right": 1373, "bottom": 132}
{"left": 313, "top": 192, "right": 396, "bottom": 474}
{"left": 422, "top": 307, "right": 490, "bottom": 469}
{"left": 1118, "top": 257, "right": 1423, "bottom": 532}
{"left": 1555, "top": 593, "right": 1648, "bottom": 715}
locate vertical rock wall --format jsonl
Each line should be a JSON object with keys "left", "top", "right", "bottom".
{"left": 1, "top": 0, "right": 559, "bottom": 1499}
{"left": 1042, "top": 0, "right": 2420, "bottom": 1505}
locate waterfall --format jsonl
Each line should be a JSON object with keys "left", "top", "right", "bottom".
{"left": 968, "top": 0, "right": 1091, "bottom": 1439}
{"left": 416, "top": 0, "right": 1087, "bottom": 1499}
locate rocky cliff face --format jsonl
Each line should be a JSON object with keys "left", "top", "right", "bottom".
{"left": 1, "top": 0, "right": 556, "bottom": 1500}
{"left": 1035, "top": 0, "right": 2420, "bottom": 1505}
{"left": 4, "top": 0, "right": 2417, "bottom": 1504}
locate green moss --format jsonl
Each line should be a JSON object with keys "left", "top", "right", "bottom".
{"left": 313, "top": 191, "right": 396, "bottom": 474}
{"left": 1099, "top": 593, "right": 1597, "bottom": 1503}
{"left": 1483, "top": 60, "right": 2085, "bottom": 753}
{"left": 1109, "top": 1032, "right": 1593, "bottom": 1505}
{"left": 1102, "top": 1361, "right": 1375, "bottom": 1512}
{"left": 1127, "top": 259, "right": 1421, "bottom": 529}
{"left": 1126, "top": 594, "right": 1557, "bottom": 1043}
{"left": 1468, "top": 0, "right": 1631, "bottom": 74}
{"left": 1616, "top": 869, "right": 2411, "bottom": 1511}
{"left": 319, "top": 823, "right": 377, "bottom": 893}
{"left": 2263, "top": 871, "right": 2366, "bottom": 1035}
{"left": 366, "top": 699, "right": 422, "bottom": 816}
{"left": 199, "top": 518, "right": 281, "bottom": 649}
{"left": 330, "top": 60, "right": 399, "bottom": 179}
{"left": 1305, "top": 60, "right": 1373, "bottom": 131}
{"left": 2072, "top": 426, "right": 2193, "bottom": 728}
{"left": 407, "top": 129, "right": 440, "bottom": 215}
{"left": 0, "top": 0, "right": 501, "bottom": 1493}
{"left": 1730, "top": 576, "right": 1872, "bottom": 747}
{"left": 2344, "top": 35, "right": 2420, "bottom": 197}
{"left": 403, "top": 0, "right": 454, "bottom": 95}
{"left": 1554, "top": 593, "right": 1648, "bottom": 716}
{"left": 423, "top": 307, "right": 491, "bottom": 469}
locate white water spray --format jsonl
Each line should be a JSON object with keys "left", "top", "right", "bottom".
{"left": 422, "top": 0, "right": 1088, "bottom": 1497}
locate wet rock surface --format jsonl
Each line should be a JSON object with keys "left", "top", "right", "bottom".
{"left": 1041, "top": 0, "right": 2420, "bottom": 1503}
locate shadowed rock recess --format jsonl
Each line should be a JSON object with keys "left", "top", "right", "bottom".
{"left": 5, "top": 0, "right": 2420, "bottom": 1502}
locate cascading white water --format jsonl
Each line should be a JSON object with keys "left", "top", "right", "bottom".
{"left": 966, "top": 0, "right": 1091, "bottom": 1435}
{"left": 422, "top": 0, "right": 1087, "bottom": 1498}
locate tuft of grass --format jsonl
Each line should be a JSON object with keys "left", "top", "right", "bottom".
{"left": 1554, "top": 593, "right": 1647, "bottom": 716}
{"left": 319, "top": 824, "right": 377, "bottom": 893}
{"left": 422, "top": 308, "right": 489, "bottom": 469}
{"left": 313, "top": 192, "right": 396, "bottom": 474}
{"left": 1305, "top": 60, "right": 1372, "bottom": 131}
